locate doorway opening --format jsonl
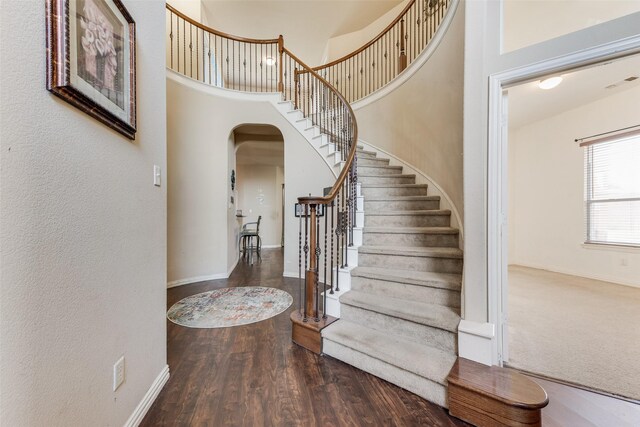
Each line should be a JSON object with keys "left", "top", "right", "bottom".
{"left": 494, "top": 52, "right": 640, "bottom": 401}
{"left": 233, "top": 125, "right": 285, "bottom": 263}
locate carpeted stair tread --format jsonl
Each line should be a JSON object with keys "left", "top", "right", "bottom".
{"left": 366, "top": 209, "right": 452, "bottom": 216}
{"left": 359, "top": 245, "right": 463, "bottom": 259}
{"left": 364, "top": 195, "right": 440, "bottom": 201}
{"left": 364, "top": 226, "right": 459, "bottom": 235}
{"left": 361, "top": 183, "right": 428, "bottom": 188}
{"left": 357, "top": 165, "right": 403, "bottom": 171}
{"left": 322, "top": 320, "right": 456, "bottom": 385}
{"left": 358, "top": 173, "right": 416, "bottom": 178}
{"left": 357, "top": 149, "right": 377, "bottom": 156}
{"left": 340, "top": 290, "right": 460, "bottom": 332}
{"left": 351, "top": 266, "right": 462, "bottom": 291}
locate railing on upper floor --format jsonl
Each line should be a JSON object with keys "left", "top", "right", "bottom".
{"left": 299, "top": 0, "right": 451, "bottom": 103}
{"left": 165, "top": 4, "right": 357, "bottom": 328}
{"left": 166, "top": 4, "right": 282, "bottom": 92}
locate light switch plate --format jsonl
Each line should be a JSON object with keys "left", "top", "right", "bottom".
{"left": 113, "top": 356, "right": 125, "bottom": 391}
{"left": 153, "top": 165, "right": 161, "bottom": 187}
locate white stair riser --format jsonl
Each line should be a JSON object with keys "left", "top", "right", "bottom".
{"left": 356, "top": 211, "right": 365, "bottom": 228}
{"left": 358, "top": 252, "right": 463, "bottom": 274}
{"left": 351, "top": 276, "right": 461, "bottom": 309}
{"left": 346, "top": 246, "right": 358, "bottom": 267}
{"left": 352, "top": 228, "right": 363, "bottom": 246}
{"left": 365, "top": 214, "right": 451, "bottom": 227}
{"left": 364, "top": 199, "right": 440, "bottom": 211}
{"left": 363, "top": 232, "right": 459, "bottom": 248}
{"left": 324, "top": 293, "right": 341, "bottom": 317}
{"left": 287, "top": 110, "right": 304, "bottom": 120}
{"left": 340, "top": 304, "right": 457, "bottom": 353}
{"left": 304, "top": 126, "right": 321, "bottom": 138}
{"left": 361, "top": 186, "right": 429, "bottom": 197}
{"left": 276, "top": 101, "right": 294, "bottom": 113}
{"left": 295, "top": 118, "right": 312, "bottom": 129}
{"left": 359, "top": 175, "right": 415, "bottom": 185}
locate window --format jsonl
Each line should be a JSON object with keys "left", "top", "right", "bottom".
{"left": 583, "top": 131, "right": 640, "bottom": 247}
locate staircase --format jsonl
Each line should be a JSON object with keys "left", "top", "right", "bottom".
{"left": 322, "top": 146, "right": 462, "bottom": 408}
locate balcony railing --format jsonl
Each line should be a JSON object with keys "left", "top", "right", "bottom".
{"left": 299, "top": 0, "right": 451, "bottom": 103}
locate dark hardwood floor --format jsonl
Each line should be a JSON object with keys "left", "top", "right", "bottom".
{"left": 142, "top": 249, "right": 469, "bottom": 426}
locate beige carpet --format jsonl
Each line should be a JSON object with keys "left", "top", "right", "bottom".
{"left": 508, "top": 266, "right": 640, "bottom": 401}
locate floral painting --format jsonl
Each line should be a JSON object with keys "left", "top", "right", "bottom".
{"left": 76, "top": 0, "right": 125, "bottom": 109}
{"left": 46, "top": 0, "right": 136, "bottom": 139}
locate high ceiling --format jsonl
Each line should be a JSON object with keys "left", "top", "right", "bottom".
{"left": 508, "top": 54, "right": 640, "bottom": 129}
{"left": 201, "top": 0, "right": 403, "bottom": 64}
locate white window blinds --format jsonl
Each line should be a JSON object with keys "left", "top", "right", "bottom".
{"left": 583, "top": 131, "right": 640, "bottom": 247}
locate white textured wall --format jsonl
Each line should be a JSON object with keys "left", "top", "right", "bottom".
{"left": 353, "top": 2, "right": 465, "bottom": 219}
{"left": 167, "top": 73, "right": 334, "bottom": 283}
{"left": 508, "top": 86, "right": 640, "bottom": 288}
{"left": 503, "top": 0, "right": 640, "bottom": 53}
{"left": 324, "top": 0, "right": 410, "bottom": 62}
{"left": 0, "top": 0, "right": 167, "bottom": 425}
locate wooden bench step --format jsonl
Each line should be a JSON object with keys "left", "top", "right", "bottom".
{"left": 447, "top": 357, "right": 549, "bottom": 427}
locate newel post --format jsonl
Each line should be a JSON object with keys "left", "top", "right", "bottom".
{"left": 399, "top": 19, "right": 407, "bottom": 73}
{"left": 278, "top": 34, "right": 284, "bottom": 93}
{"left": 305, "top": 204, "right": 318, "bottom": 320}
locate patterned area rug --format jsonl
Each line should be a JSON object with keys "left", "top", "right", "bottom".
{"left": 167, "top": 286, "right": 293, "bottom": 328}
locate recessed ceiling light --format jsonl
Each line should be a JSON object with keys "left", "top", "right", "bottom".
{"left": 265, "top": 57, "right": 276, "bottom": 66}
{"left": 538, "top": 76, "right": 563, "bottom": 90}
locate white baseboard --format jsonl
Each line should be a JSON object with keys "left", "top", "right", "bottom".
{"left": 123, "top": 364, "right": 169, "bottom": 427}
{"left": 510, "top": 262, "right": 640, "bottom": 289}
{"left": 458, "top": 320, "right": 495, "bottom": 366}
{"left": 283, "top": 271, "right": 299, "bottom": 279}
{"left": 261, "top": 244, "right": 283, "bottom": 249}
{"left": 167, "top": 273, "right": 228, "bottom": 288}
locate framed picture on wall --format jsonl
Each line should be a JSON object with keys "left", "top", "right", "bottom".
{"left": 46, "top": 0, "right": 136, "bottom": 139}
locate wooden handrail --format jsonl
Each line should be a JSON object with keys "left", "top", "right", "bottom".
{"left": 282, "top": 47, "right": 358, "bottom": 206}
{"left": 309, "top": 0, "right": 417, "bottom": 72}
{"left": 166, "top": 4, "right": 280, "bottom": 44}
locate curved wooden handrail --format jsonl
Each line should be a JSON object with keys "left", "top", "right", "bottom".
{"left": 282, "top": 47, "right": 358, "bottom": 205}
{"left": 310, "top": 0, "right": 417, "bottom": 72}
{"left": 166, "top": 3, "right": 280, "bottom": 44}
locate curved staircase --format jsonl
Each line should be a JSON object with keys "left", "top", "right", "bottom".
{"left": 322, "top": 146, "right": 462, "bottom": 408}
{"left": 165, "top": 0, "right": 463, "bottom": 411}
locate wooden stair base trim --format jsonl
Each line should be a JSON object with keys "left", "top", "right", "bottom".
{"left": 447, "top": 357, "right": 549, "bottom": 427}
{"left": 290, "top": 310, "right": 338, "bottom": 354}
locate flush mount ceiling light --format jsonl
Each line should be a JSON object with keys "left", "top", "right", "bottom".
{"left": 538, "top": 76, "right": 563, "bottom": 90}
{"left": 265, "top": 57, "right": 276, "bottom": 66}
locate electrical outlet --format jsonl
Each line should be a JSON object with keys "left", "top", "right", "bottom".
{"left": 113, "top": 356, "right": 125, "bottom": 391}
{"left": 621, "top": 258, "right": 628, "bottom": 267}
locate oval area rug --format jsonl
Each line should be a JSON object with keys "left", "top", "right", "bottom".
{"left": 167, "top": 286, "right": 293, "bottom": 328}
